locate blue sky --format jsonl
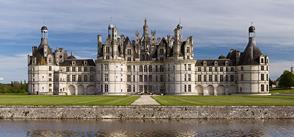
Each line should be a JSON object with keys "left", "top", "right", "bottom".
{"left": 0, "top": 0, "right": 294, "bottom": 83}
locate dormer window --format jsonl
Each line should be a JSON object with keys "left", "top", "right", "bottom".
{"left": 203, "top": 61, "right": 207, "bottom": 66}
{"left": 261, "top": 58, "right": 264, "bottom": 63}
{"left": 225, "top": 61, "right": 229, "bottom": 66}
{"left": 72, "top": 61, "right": 76, "bottom": 66}
{"left": 214, "top": 61, "right": 218, "bottom": 66}
{"left": 84, "top": 61, "right": 87, "bottom": 65}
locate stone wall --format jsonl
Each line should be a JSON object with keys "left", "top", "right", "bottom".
{"left": 0, "top": 106, "right": 294, "bottom": 119}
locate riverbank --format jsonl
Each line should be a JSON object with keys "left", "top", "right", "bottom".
{"left": 0, "top": 106, "right": 294, "bottom": 119}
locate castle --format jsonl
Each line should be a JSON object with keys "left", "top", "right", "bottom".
{"left": 28, "top": 20, "right": 269, "bottom": 95}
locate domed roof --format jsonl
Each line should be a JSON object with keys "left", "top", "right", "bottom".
{"left": 41, "top": 25, "right": 48, "bottom": 31}
{"left": 239, "top": 37, "right": 262, "bottom": 65}
{"left": 249, "top": 25, "right": 255, "bottom": 32}
{"left": 218, "top": 55, "right": 226, "bottom": 59}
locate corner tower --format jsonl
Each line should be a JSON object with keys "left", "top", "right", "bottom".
{"left": 237, "top": 24, "right": 269, "bottom": 94}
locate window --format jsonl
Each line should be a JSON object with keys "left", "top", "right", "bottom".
{"left": 149, "top": 65, "right": 152, "bottom": 72}
{"left": 214, "top": 75, "right": 218, "bottom": 81}
{"left": 84, "top": 75, "right": 88, "bottom": 82}
{"left": 78, "top": 75, "right": 81, "bottom": 82}
{"left": 84, "top": 67, "right": 88, "bottom": 72}
{"left": 127, "top": 85, "right": 131, "bottom": 92}
{"left": 139, "top": 75, "right": 143, "bottom": 82}
{"left": 160, "top": 75, "right": 164, "bottom": 82}
{"left": 241, "top": 66, "right": 244, "bottom": 71}
{"left": 198, "top": 75, "right": 202, "bottom": 82}
{"left": 144, "top": 75, "right": 147, "bottom": 82}
{"left": 127, "top": 49, "right": 131, "bottom": 55}
{"left": 149, "top": 75, "right": 152, "bottom": 82}
{"left": 188, "top": 85, "right": 191, "bottom": 92}
{"left": 105, "top": 84, "right": 108, "bottom": 92}
{"left": 49, "top": 66, "right": 52, "bottom": 71}
{"left": 78, "top": 67, "right": 82, "bottom": 72}
{"left": 220, "top": 75, "right": 224, "bottom": 82}
{"left": 133, "top": 75, "right": 135, "bottom": 82}
{"left": 267, "top": 74, "right": 269, "bottom": 81}
{"left": 144, "top": 65, "right": 147, "bottom": 72}
{"left": 184, "top": 85, "right": 187, "bottom": 92}
{"left": 220, "top": 67, "right": 223, "bottom": 72}
{"left": 104, "top": 74, "right": 108, "bottom": 81}
{"left": 139, "top": 65, "right": 143, "bottom": 72}
{"left": 209, "top": 67, "right": 212, "bottom": 72}
{"left": 198, "top": 67, "right": 201, "bottom": 72}
{"left": 231, "top": 67, "right": 234, "bottom": 72}
{"left": 187, "top": 47, "right": 190, "bottom": 53}
{"left": 133, "top": 85, "right": 136, "bottom": 92}
{"left": 106, "top": 47, "right": 110, "bottom": 53}
{"left": 230, "top": 75, "right": 234, "bottom": 82}
{"left": 66, "top": 67, "right": 70, "bottom": 72}
{"left": 156, "top": 65, "right": 158, "bottom": 72}
{"left": 225, "top": 75, "right": 228, "bottom": 81}
{"left": 184, "top": 64, "right": 187, "bottom": 70}
{"left": 241, "top": 74, "right": 244, "bottom": 81}
{"left": 188, "top": 74, "right": 191, "bottom": 81}
{"left": 209, "top": 75, "right": 212, "bottom": 82}
{"left": 127, "top": 57, "right": 131, "bottom": 61}
{"left": 261, "top": 58, "right": 264, "bottom": 63}
{"left": 72, "top": 67, "right": 76, "bottom": 72}
{"left": 188, "top": 64, "right": 191, "bottom": 71}
{"left": 72, "top": 75, "right": 76, "bottom": 82}
{"left": 67, "top": 75, "right": 70, "bottom": 82}
{"left": 215, "top": 67, "right": 218, "bottom": 71}
{"left": 127, "top": 65, "right": 131, "bottom": 72}
{"left": 261, "top": 74, "right": 264, "bottom": 81}
{"left": 160, "top": 65, "right": 164, "bottom": 72}
{"left": 204, "top": 75, "right": 207, "bottom": 82}
{"left": 261, "top": 84, "right": 264, "bottom": 91}
{"left": 104, "top": 64, "right": 109, "bottom": 71}
{"left": 159, "top": 49, "right": 164, "bottom": 55}
{"left": 127, "top": 75, "right": 131, "bottom": 82}
{"left": 261, "top": 66, "right": 264, "bottom": 71}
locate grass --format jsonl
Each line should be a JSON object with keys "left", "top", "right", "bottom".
{"left": 271, "top": 88, "right": 294, "bottom": 94}
{"left": 152, "top": 95, "right": 294, "bottom": 106}
{"left": 0, "top": 95, "right": 139, "bottom": 106}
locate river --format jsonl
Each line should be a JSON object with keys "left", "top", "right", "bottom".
{"left": 0, "top": 119, "right": 293, "bottom": 137}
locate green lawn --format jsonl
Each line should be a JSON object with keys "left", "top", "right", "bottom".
{"left": 0, "top": 95, "right": 139, "bottom": 106}
{"left": 271, "top": 89, "right": 294, "bottom": 94}
{"left": 153, "top": 95, "right": 294, "bottom": 106}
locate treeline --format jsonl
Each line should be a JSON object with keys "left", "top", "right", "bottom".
{"left": 277, "top": 70, "right": 294, "bottom": 88}
{"left": 0, "top": 81, "right": 28, "bottom": 94}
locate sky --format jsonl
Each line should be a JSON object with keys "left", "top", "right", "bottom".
{"left": 0, "top": 0, "right": 294, "bottom": 83}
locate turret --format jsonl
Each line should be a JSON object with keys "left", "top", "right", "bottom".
{"left": 173, "top": 24, "right": 182, "bottom": 57}
{"left": 97, "top": 34, "right": 102, "bottom": 57}
{"left": 108, "top": 24, "right": 119, "bottom": 58}
{"left": 40, "top": 25, "right": 49, "bottom": 57}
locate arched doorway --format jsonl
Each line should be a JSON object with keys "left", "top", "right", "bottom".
{"left": 68, "top": 85, "right": 76, "bottom": 95}
{"left": 77, "top": 85, "right": 84, "bottom": 95}
{"left": 86, "top": 85, "right": 96, "bottom": 95}
{"left": 196, "top": 85, "right": 204, "bottom": 95}
{"left": 207, "top": 85, "right": 214, "bottom": 95}
{"left": 217, "top": 85, "right": 225, "bottom": 95}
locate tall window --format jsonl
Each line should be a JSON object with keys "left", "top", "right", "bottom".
{"left": 127, "top": 65, "right": 131, "bottom": 72}
{"left": 127, "top": 75, "right": 131, "bottom": 82}
{"left": 144, "top": 65, "right": 147, "bottom": 72}
{"left": 188, "top": 64, "right": 191, "bottom": 71}
{"left": 139, "top": 75, "right": 143, "bottom": 82}
{"left": 105, "top": 84, "right": 108, "bottom": 92}
{"left": 188, "top": 85, "right": 191, "bottom": 92}
{"left": 209, "top": 75, "right": 212, "bottom": 82}
{"left": 84, "top": 75, "right": 88, "bottom": 82}
{"left": 220, "top": 75, "right": 224, "bottom": 82}
{"left": 67, "top": 75, "right": 70, "bottom": 82}
{"left": 188, "top": 74, "right": 191, "bottom": 81}
{"left": 66, "top": 67, "right": 70, "bottom": 72}
{"left": 187, "top": 47, "right": 190, "bottom": 53}
{"left": 198, "top": 75, "right": 202, "bottom": 82}
{"left": 261, "top": 84, "right": 264, "bottom": 91}
{"left": 104, "top": 74, "right": 108, "bottom": 81}
{"left": 230, "top": 75, "right": 234, "bottom": 82}
{"left": 149, "top": 65, "right": 152, "bottom": 72}
{"left": 139, "top": 65, "right": 143, "bottom": 72}
{"left": 72, "top": 67, "right": 76, "bottom": 72}
{"left": 204, "top": 75, "right": 207, "bottom": 82}
{"left": 72, "top": 75, "right": 76, "bottom": 82}
{"left": 261, "top": 74, "right": 264, "bottom": 81}
{"left": 214, "top": 75, "right": 218, "bottom": 81}
{"left": 127, "top": 49, "right": 131, "bottom": 55}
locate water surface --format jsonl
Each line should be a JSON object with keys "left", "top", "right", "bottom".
{"left": 0, "top": 119, "right": 293, "bottom": 137}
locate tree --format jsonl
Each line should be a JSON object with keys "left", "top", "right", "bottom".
{"left": 278, "top": 70, "right": 294, "bottom": 88}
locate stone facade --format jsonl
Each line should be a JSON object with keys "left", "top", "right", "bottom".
{"left": 0, "top": 106, "right": 294, "bottom": 119}
{"left": 28, "top": 20, "right": 269, "bottom": 95}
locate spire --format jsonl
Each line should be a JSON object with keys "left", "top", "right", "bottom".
{"left": 239, "top": 24, "right": 262, "bottom": 65}
{"left": 143, "top": 18, "right": 149, "bottom": 37}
